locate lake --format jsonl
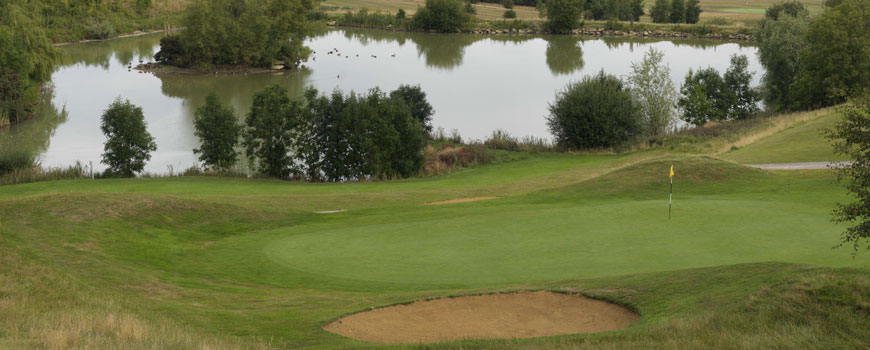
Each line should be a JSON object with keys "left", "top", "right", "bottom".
{"left": 0, "top": 29, "right": 762, "bottom": 173}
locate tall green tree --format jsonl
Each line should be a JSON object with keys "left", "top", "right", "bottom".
{"left": 390, "top": 85, "right": 435, "bottom": 132}
{"left": 755, "top": 4, "right": 809, "bottom": 111}
{"left": 685, "top": 0, "right": 702, "bottom": 23}
{"left": 628, "top": 48, "right": 677, "bottom": 136}
{"left": 827, "top": 94, "right": 870, "bottom": 252}
{"left": 100, "top": 98, "right": 158, "bottom": 177}
{"left": 243, "top": 85, "right": 304, "bottom": 178}
{"left": 669, "top": 0, "right": 685, "bottom": 23}
{"left": 792, "top": 0, "right": 870, "bottom": 109}
{"left": 630, "top": 0, "right": 646, "bottom": 20}
{"left": 547, "top": 71, "right": 643, "bottom": 149}
{"left": 412, "top": 0, "right": 470, "bottom": 32}
{"left": 650, "top": 0, "right": 671, "bottom": 23}
{"left": 539, "top": 0, "right": 585, "bottom": 33}
{"left": 678, "top": 68, "right": 727, "bottom": 126}
{"left": 724, "top": 54, "right": 761, "bottom": 120}
{"left": 193, "top": 93, "right": 242, "bottom": 172}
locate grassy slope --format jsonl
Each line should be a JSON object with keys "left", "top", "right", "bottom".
{"left": 721, "top": 111, "right": 849, "bottom": 164}
{"left": 1, "top": 140, "right": 869, "bottom": 349}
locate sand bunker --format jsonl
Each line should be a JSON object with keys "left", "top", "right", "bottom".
{"left": 423, "top": 196, "right": 499, "bottom": 205}
{"left": 323, "top": 291, "right": 638, "bottom": 344}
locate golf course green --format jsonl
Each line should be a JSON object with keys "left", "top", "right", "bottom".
{"left": 0, "top": 109, "right": 868, "bottom": 349}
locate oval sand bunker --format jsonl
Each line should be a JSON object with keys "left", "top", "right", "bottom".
{"left": 324, "top": 291, "right": 638, "bottom": 344}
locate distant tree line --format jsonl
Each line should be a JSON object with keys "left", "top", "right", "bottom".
{"left": 650, "top": 0, "right": 702, "bottom": 24}
{"left": 755, "top": 0, "right": 870, "bottom": 111}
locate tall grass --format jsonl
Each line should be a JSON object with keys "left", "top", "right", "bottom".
{"left": 0, "top": 162, "right": 88, "bottom": 186}
{"left": 484, "top": 129, "right": 558, "bottom": 152}
{"left": 423, "top": 144, "right": 495, "bottom": 175}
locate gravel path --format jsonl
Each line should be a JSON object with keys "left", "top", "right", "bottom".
{"left": 747, "top": 161, "right": 853, "bottom": 170}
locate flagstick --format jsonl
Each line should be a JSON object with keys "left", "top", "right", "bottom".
{"left": 668, "top": 175, "right": 673, "bottom": 220}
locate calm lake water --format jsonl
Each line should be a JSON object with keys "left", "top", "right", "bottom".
{"left": 0, "top": 29, "right": 762, "bottom": 173}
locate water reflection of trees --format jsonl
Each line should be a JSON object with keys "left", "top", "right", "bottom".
{"left": 598, "top": 36, "right": 755, "bottom": 50}
{"left": 546, "top": 36, "right": 584, "bottom": 75}
{"left": 58, "top": 34, "right": 160, "bottom": 70}
{"left": 0, "top": 88, "right": 68, "bottom": 160}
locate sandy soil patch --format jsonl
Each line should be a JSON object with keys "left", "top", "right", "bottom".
{"left": 423, "top": 197, "right": 499, "bottom": 205}
{"left": 323, "top": 291, "right": 638, "bottom": 344}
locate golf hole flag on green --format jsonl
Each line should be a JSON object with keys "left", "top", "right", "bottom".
{"left": 669, "top": 164, "right": 674, "bottom": 219}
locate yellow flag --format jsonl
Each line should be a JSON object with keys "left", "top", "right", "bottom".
{"left": 669, "top": 165, "right": 674, "bottom": 179}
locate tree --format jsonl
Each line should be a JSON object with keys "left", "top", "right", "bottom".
{"left": 669, "top": 0, "right": 685, "bottom": 23}
{"left": 792, "top": 0, "right": 870, "bottom": 109}
{"left": 390, "top": 85, "right": 435, "bottom": 132}
{"left": 723, "top": 54, "right": 760, "bottom": 120}
{"left": 503, "top": 0, "right": 514, "bottom": 8}
{"left": 539, "top": 0, "right": 585, "bottom": 33}
{"left": 153, "top": 35, "right": 185, "bottom": 67}
{"left": 765, "top": 1, "right": 808, "bottom": 20}
{"left": 755, "top": 7, "right": 809, "bottom": 111}
{"left": 547, "top": 71, "right": 643, "bottom": 149}
{"left": 628, "top": 48, "right": 677, "bottom": 136}
{"left": 685, "top": 0, "right": 702, "bottom": 23}
{"left": 165, "top": 0, "right": 313, "bottom": 69}
{"left": 397, "top": 8, "right": 407, "bottom": 19}
{"left": 413, "top": 0, "right": 471, "bottom": 32}
{"left": 193, "top": 93, "right": 242, "bottom": 172}
{"left": 504, "top": 9, "right": 518, "bottom": 18}
{"left": 678, "top": 68, "right": 727, "bottom": 126}
{"left": 827, "top": 94, "right": 870, "bottom": 252}
{"left": 243, "top": 85, "right": 303, "bottom": 178}
{"left": 100, "top": 98, "right": 157, "bottom": 177}
{"left": 630, "top": 0, "right": 646, "bottom": 21}
{"left": 650, "top": 0, "right": 671, "bottom": 23}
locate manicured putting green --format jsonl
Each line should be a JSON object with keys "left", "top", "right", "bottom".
{"left": 264, "top": 196, "right": 860, "bottom": 288}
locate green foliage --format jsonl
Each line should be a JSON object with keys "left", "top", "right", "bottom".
{"left": 503, "top": 0, "right": 515, "bottom": 9}
{"left": 0, "top": 148, "right": 37, "bottom": 176}
{"left": 679, "top": 55, "right": 759, "bottom": 126}
{"left": 99, "top": 98, "right": 157, "bottom": 177}
{"left": 154, "top": 35, "right": 186, "bottom": 66}
{"left": 755, "top": 6, "right": 809, "bottom": 111}
{"left": 301, "top": 88, "right": 426, "bottom": 181}
{"left": 586, "top": 0, "right": 638, "bottom": 21}
{"left": 340, "top": 9, "right": 408, "bottom": 29}
{"left": 397, "top": 8, "right": 407, "bottom": 18}
{"left": 765, "top": 1, "right": 808, "bottom": 19}
{"left": 504, "top": 9, "right": 518, "bottom": 18}
{"left": 83, "top": 19, "right": 117, "bottom": 40}
{"left": 630, "top": 0, "right": 645, "bottom": 20}
{"left": 0, "top": 2, "right": 58, "bottom": 127}
{"left": 540, "top": 0, "right": 585, "bottom": 34}
{"left": 547, "top": 71, "right": 643, "bottom": 149}
{"left": 412, "top": 0, "right": 471, "bottom": 32}
{"left": 792, "top": 0, "right": 870, "bottom": 109}
{"left": 669, "top": 0, "right": 685, "bottom": 23}
{"left": 546, "top": 36, "right": 584, "bottom": 75}
{"left": 390, "top": 85, "right": 435, "bottom": 132}
{"left": 465, "top": 1, "right": 478, "bottom": 14}
{"left": 685, "top": 0, "right": 702, "bottom": 23}
{"left": 193, "top": 93, "right": 242, "bottom": 172}
{"left": 243, "top": 85, "right": 304, "bottom": 179}
{"left": 650, "top": 0, "right": 671, "bottom": 23}
{"left": 628, "top": 48, "right": 677, "bottom": 136}
{"left": 827, "top": 95, "right": 870, "bottom": 252}
{"left": 171, "top": 0, "right": 313, "bottom": 69}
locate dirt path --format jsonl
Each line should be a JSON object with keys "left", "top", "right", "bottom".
{"left": 323, "top": 291, "right": 638, "bottom": 344}
{"left": 747, "top": 161, "right": 852, "bottom": 170}
{"left": 423, "top": 196, "right": 499, "bottom": 205}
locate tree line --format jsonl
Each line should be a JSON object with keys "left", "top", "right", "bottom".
{"left": 97, "top": 85, "right": 434, "bottom": 181}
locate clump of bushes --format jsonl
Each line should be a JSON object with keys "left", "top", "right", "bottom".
{"left": 413, "top": 0, "right": 471, "bottom": 32}
{"left": 547, "top": 70, "right": 643, "bottom": 150}
{"left": 503, "top": 9, "right": 517, "bottom": 18}
{"left": 423, "top": 144, "right": 494, "bottom": 175}
{"left": 83, "top": 19, "right": 117, "bottom": 40}
{"left": 678, "top": 54, "right": 760, "bottom": 126}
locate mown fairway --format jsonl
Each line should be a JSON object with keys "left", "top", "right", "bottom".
{"left": 2, "top": 108, "right": 870, "bottom": 348}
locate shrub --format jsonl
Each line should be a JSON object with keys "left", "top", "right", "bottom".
{"left": 504, "top": 9, "right": 517, "bottom": 18}
{"left": 100, "top": 98, "right": 157, "bottom": 177}
{"left": 83, "top": 19, "right": 116, "bottom": 40}
{"left": 397, "top": 8, "right": 407, "bottom": 19}
{"left": 193, "top": 93, "right": 242, "bottom": 172}
{"left": 547, "top": 71, "right": 643, "bottom": 149}
{"left": 412, "top": 0, "right": 470, "bottom": 32}
{"left": 540, "top": 0, "right": 584, "bottom": 34}
{"left": 0, "top": 149, "right": 37, "bottom": 176}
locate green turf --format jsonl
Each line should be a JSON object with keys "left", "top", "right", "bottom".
{"left": 722, "top": 111, "right": 850, "bottom": 164}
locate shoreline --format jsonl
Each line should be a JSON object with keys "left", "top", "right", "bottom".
{"left": 53, "top": 28, "right": 181, "bottom": 47}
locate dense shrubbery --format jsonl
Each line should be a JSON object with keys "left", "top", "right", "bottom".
{"left": 539, "top": 0, "right": 585, "bottom": 33}
{"left": 547, "top": 71, "right": 643, "bottom": 149}
{"left": 155, "top": 0, "right": 312, "bottom": 69}
{"left": 678, "top": 55, "right": 760, "bottom": 126}
{"left": 338, "top": 8, "right": 409, "bottom": 29}
{"left": 0, "top": 2, "right": 58, "bottom": 128}
{"left": 413, "top": 0, "right": 471, "bottom": 32}
{"left": 650, "top": 0, "right": 702, "bottom": 23}
{"left": 586, "top": 0, "right": 645, "bottom": 21}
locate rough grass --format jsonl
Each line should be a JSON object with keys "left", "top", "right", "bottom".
{"left": 721, "top": 111, "right": 847, "bottom": 164}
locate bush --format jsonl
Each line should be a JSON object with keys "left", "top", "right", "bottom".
{"left": 547, "top": 71, "right": 643, "bottom": 149}
{"left": 193, "top": 93, "right": 242, "bottom": 172}
{"left": 540, "top": 0, "right": 584, "bottom": 34}
{"left": 412, "top": 0, "right": 470, "bottom": 32}
{"left": 100, "top": 98, "right": 157, "bottom": 177}
{"left": 397, "top": 8, "right": 407, "bottom": 19}
{"left": 83, "top": 19, "right": 116, "bottom": 40}
{"left": 0, "top": 149, "right": 37, "bottom": 176}
{"left": 503, "top": 9, "right": 517, "bottom": 18}
{"left": 154, "top": 35, "right": 185, "bottom": 66}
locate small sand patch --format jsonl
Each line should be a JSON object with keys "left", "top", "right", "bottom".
{"left": 423, "top": 196, "right": 499, "bottom": 205}
{"left": 323, "top": 291, "right": 638, "bottom": 344}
